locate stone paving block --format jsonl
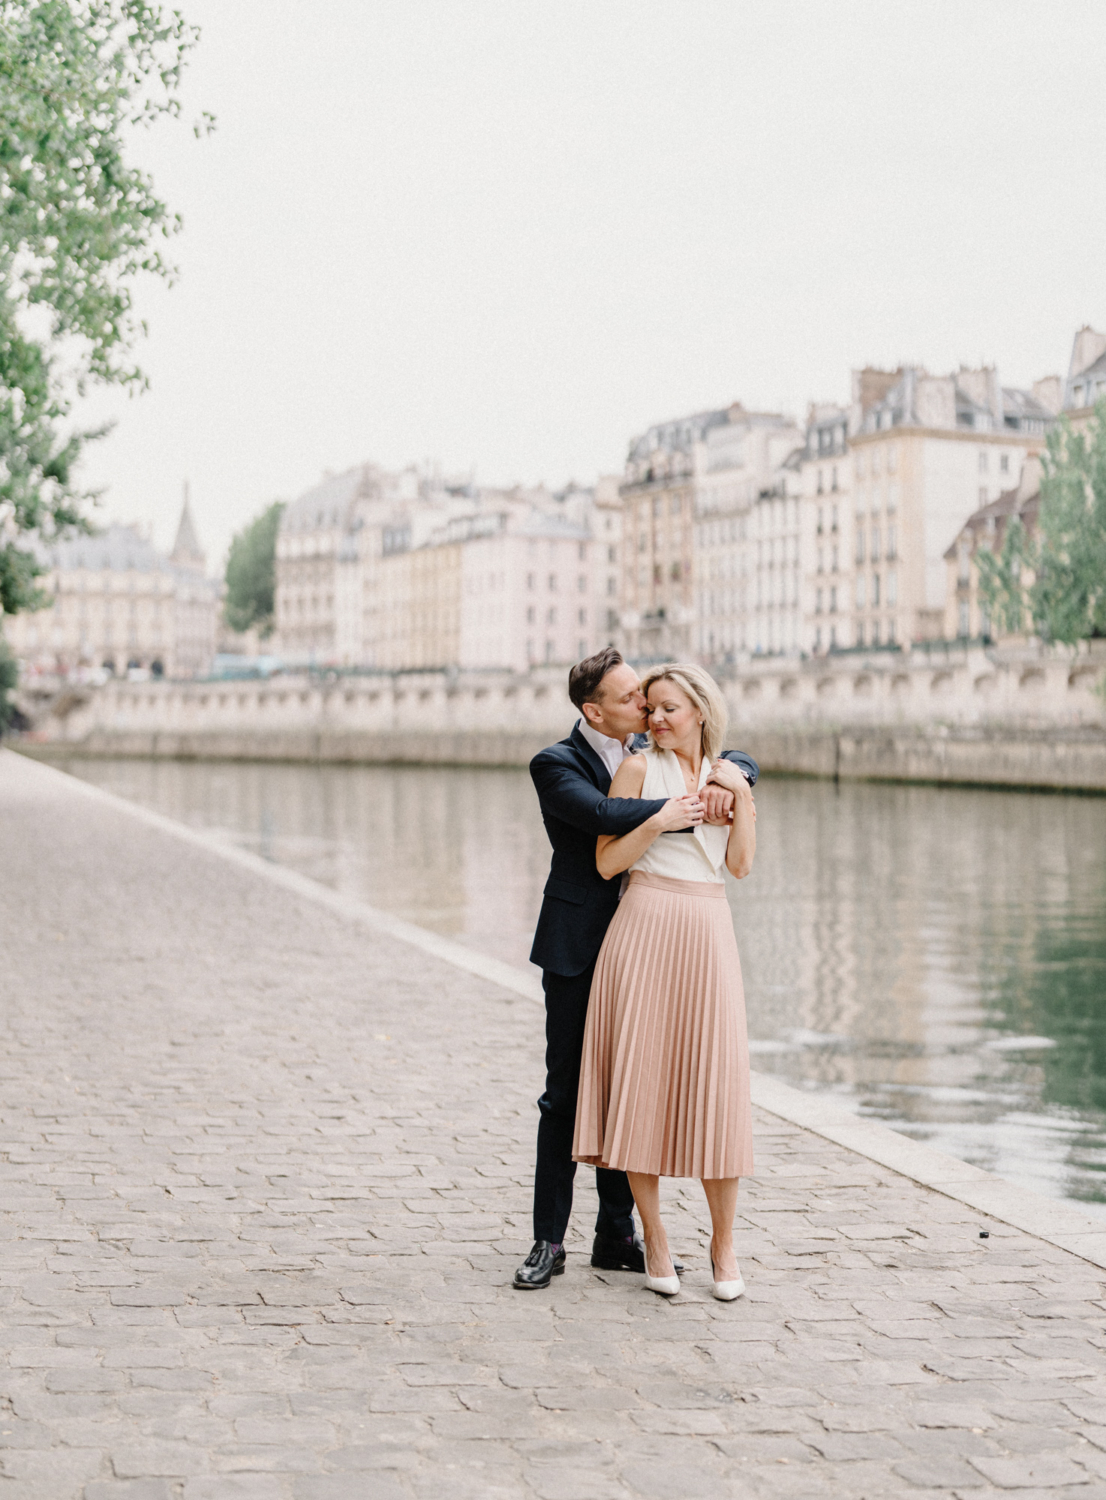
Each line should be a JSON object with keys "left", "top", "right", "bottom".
{"left": 808, "top": 1431, "right": 906, "bottom": 1461}
{"left": 293, "top": 1478, "right": 408, "bottom": 1500}
{"left": 0, "top": 1447, "right": 106, "bottom": 1489}
{"left": 84, "top": 1483, "right": 178, "bottom": 1500}
{"left": 618, "top": 1461, "right": 729, "bottom": 1499}
{"left": 184, "top": 1479, "right": 294, "bottom": 1499}
{"left": 529, "top": 1472, "right": 632, "bottom": 1500}
{"left": 971, "top": 1455, "right": 1098, "bottom": 1487}
{"left": 985, "top": 1490, "right": 1106, "bottom": 1500}
{"left": 1075, "top": 1449, "right": 1106, "bottom": 1480}
{"left": 893, "top": 1456, "right": 990, "bottom": 1488}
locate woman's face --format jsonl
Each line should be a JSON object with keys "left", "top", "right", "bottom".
{"left": 647, "top": 679, "right": 700, "bottom": 752}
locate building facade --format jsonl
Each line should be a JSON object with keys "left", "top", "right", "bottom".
{"left": 621, "top": 403, "right": 803, "bottom": 662}
{"left": 2, "top": 500, "right": 218, "bottom": 680}
{"left": 845, "top": 364, "right": 1055, "bottom": 648}
{"left": 798, "top": 404, "right": 852, "bottom": 654}
{"left": 276, "top": 463, "right": 418, "bottom": 665}
{"left": 693, "top": 406, "right": 805, "bottom": 662}
{"left": 619, "top": 407, "right": 729, "bottom": 660}
{"left": 942, "top": 458, "right": 1042, "bottom": 642}
{"left": 276, "top": 465, "right": 620, "bottom": 671}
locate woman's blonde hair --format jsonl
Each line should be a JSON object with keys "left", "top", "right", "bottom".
{"left": 640, "top": 662, "right": 728, "bottom": 761}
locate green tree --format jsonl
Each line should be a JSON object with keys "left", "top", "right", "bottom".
{"left": 0, "top": 636, "right": 18, "bottom": 730}
{"left": 0, "top": 0, "right": 209, "bottom": 616}
{"left": 224, "top": 502, "right": 285, "bottom": 637}
{"left": 979, "top": 404, "right": 1106, "bottom": 644}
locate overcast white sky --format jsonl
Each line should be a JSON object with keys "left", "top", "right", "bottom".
{"left": 81, "top": 0, "right": 1106, "bottom": 566}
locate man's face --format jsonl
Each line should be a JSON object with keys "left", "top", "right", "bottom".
{"left": 582, "top": 663, "right": 648, "bottom": 739}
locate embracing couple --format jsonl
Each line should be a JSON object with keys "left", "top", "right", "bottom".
{"left": 516, "top": 646, "right": 757, "bottom": 1300}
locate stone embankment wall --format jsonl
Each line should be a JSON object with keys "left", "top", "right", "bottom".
{"left": 17, "top": 643, "right": 1106, "bottom": 790}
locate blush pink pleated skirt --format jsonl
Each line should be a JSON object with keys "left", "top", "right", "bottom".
{"left": 573, "top": 870, "right": 754, "bottom": 1180}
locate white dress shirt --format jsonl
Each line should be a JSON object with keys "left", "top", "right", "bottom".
{"left": 577, "top": 718, "right": 636, "bottom": 782}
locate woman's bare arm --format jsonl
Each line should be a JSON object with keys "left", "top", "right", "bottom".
{"left": 596, "top": 756, "right": 705, "bottom": 879}
{"left": 709, "top": 757, "right": 756, "bottom": 878}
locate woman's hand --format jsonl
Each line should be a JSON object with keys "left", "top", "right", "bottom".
{"left": 652, "top": 793, "right": 705, "bottom": 833}
{"left": 701, "top": 785, "right": 735, "bottom": 824}
{"left": 705, "top": 758, "right": 748, "bottom": 795}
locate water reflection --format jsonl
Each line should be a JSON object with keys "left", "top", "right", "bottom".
{"left": 59, "top": 756, "right": 1106, "bottom": 1216}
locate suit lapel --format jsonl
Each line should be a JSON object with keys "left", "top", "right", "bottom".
{"left": 569, "top": 722, "right": 611, "bottom": 792}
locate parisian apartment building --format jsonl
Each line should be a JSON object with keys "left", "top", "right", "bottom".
{"left": 274, "top": 465, "right": 622, "bottom": 672}
{"left": 3, "top": 499, "right": 219, "bottom": 680}
{"left": 616, "top": 334, "right": 1077, "bottom": 668}
{"left": 941, "top": 326, "right": 1106, "bottom": 643}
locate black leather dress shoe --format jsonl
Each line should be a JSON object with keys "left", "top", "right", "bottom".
{"left": 513, "top": 1239, "right": 566, "bottom": 1289}
{"left": 591, "top": 1231, "right": 684, "bottom": 1276}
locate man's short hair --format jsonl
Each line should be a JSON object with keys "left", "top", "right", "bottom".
{"left": 568, "top": 646, "right": 625, "bottom": 712}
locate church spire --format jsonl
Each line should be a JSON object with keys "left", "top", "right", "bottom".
{"left": 171, "top": 480, "right": 206, "bottom": 574}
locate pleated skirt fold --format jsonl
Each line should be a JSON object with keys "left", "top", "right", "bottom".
{"left": 573, "top": 870, "right": 754, "bottom": 1180}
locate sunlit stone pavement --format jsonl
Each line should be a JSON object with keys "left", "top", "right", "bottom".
{"left": 3, "top": 747, "right": 1106, "bottom": 1500}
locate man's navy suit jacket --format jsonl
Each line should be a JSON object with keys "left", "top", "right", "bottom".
{"left": 529, "top": 724, "right": 759, "bottom": 978}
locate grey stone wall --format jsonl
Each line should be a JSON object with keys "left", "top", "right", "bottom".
{"left": 15, "top": 644, "right": 1106, "bottom": 789}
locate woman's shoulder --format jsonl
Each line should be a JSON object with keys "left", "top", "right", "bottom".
{"left": 610, "top": 752, "right": 648, "bottom": 792}
{"left": 639, "top": 744, "right": 672, "bottom": 769}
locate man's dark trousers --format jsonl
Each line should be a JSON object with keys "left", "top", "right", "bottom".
{"left": 534, "top": 958, "right": 634, "bottom": 1245}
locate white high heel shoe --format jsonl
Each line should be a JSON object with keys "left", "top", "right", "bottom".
{"left": 711, "top": 1257, "right": 746, "bottom": 1301}
{"left": 643, "top": 1245, "right": 680, "bottom": 1297}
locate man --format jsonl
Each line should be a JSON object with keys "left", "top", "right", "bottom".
{"left": 514, "top": 647, "right": 759, "bottom": 1289}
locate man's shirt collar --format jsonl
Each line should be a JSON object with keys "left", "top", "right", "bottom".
{"left": 577, "top": 718, "right": 632, "bottom": 777}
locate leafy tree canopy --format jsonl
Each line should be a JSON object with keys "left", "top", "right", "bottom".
{"left": 978, "top": 404, "right": 1106, "bottom": 645}
{"left": 224, "top": 501, "right": 284, "bottom": 638}
{"left": 0, "top": 0, "right": 208, "bottom": 616}
{"left": 0, "top": 634, "right": 18, "bottom": 728}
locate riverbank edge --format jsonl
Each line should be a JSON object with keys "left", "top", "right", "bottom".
{"left": 7, "top": 745, "right": 1106, "bottom": 1268}
{"left": 12, "top": 721, "right": 1106, "bottom": 792}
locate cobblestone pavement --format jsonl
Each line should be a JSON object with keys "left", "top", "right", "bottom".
{"left": 4, "top": 751, "right": 1106, "bottom": 1500}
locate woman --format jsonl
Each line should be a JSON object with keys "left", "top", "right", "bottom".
{"left": 572, "top": 663, "right": 755, "bottom": 1300}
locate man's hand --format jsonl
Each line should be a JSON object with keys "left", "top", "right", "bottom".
{"left": 701, "top": 785, "right": 735, "bottom": 825}
{"left": 652, "top": 794, "right": 706, "bottom": 832}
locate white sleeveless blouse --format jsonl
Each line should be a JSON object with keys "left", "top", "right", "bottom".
{"left": 630, "top": 748, "right": 729, "bottom": 884}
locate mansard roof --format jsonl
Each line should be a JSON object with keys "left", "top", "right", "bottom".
{"left": 626, "top": 407, "right": 730, "bottom": 462}
{"left": 51, "top": 523, "right": 167, "bottom": 573}
{"left": 281, "top": 464, "right": 380, "bottom": 533}
{"left": 858, "top": 366, "right": 1055, "bottom": 435}
{"left": 1001, "top": 387, "right": 1057, "bottom": 423}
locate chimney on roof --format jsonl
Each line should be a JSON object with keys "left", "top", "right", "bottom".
{"left": 170, "top": 480, "right": 206, "bottom": 575}
{"left": 1032, "top": 375, "right": 1063, "bottom": 415}
{"left": 1069, "top": 326, "right": 1106, "bottom": 380}
{"left": 851, "top": 367, "right": 901, "bottom": 415}
{"left": 1017, "top": 455, "right": 1042, "bottom": 503}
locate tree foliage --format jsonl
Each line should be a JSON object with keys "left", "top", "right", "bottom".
{"left": 0, "top": 634, "right": 18, "bottom": 728}
{"left": 978, "top": 404, "right": 1106, "bottom": 644}
{"left": 224, "top": 502, "right": 284, "bottom": 637}
{"left": 0, "top": 0, "right": 208, "bottom": 616}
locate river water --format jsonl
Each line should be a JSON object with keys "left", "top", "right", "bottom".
{"left": 59, "top": 756, "right": 1106, "bottom": 1218}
